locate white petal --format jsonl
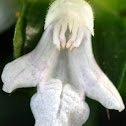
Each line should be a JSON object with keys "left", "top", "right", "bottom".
{"left": 59, "top": 19, "right": 67, "bottom": 49}
{"left": 1, "top": 24, "right": 59, "bottom": 93}
{"left": 53, "top": 21, "right": 61, "bottom": 46}
{"left": 30, "top": 79, "right": 89, "bottom": 126}
{"left": 30, "top": 79, "right": 63, "bottom": 126}
{"left": 2, "top": 55, "right": 37, "bottom": 93}
{"left": 60, "top": 84, "right": 89, "bottom": 126}
{"left": 67, "top": 29, "right": 125, "bottom": 112}
{"left": 66, "top": 19, "right": 79, "bottom": 48}
{"left": 72, "top": 25, "right": 85, "bottom": 47}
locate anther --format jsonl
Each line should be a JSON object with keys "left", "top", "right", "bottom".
{"left": 66, "top": 40, "right": 74, "bottom": 48}
{"left": 57, "top": 45, "right": 61, "bottom": 51}
{"left": 61, "top": 40, "right": 66, "bottom": 49}
{"left": 70, "top": 46, "right": 76, "bottom": 51}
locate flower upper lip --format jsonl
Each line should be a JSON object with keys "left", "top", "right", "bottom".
{"left": 45, "top": 0, "right": 94, "bottom": 52}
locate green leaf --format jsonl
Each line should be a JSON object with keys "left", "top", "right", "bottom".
{"left": 13, "top": 0, "right": 49, "bottom": 58}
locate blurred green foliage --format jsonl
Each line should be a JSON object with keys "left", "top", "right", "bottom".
{"left": 13, "top": 0, "right": 48, "bottom": 58}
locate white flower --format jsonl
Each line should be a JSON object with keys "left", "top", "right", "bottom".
{"left": 1, "top": 0, "right": 125, "bottom": 126}
{"left": 45, "top": 0, "right": 94, "bottom": 51}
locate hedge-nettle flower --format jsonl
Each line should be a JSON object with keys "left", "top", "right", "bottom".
{"left": 1, "top": 0, "right": 125, "bottom": 126}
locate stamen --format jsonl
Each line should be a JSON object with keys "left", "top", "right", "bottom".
{"left": 70, "top": 19, "right": 79, "bottom": 40}
{"left": 57, "top": 45, "right": 61, "bottom": 51}
{"left": 59, "top": 19, "right": 67, "bottom": 49}
{"left": 66, "top": 40, "right": 74, "bottom": 48}
{"left": 70, "top": 46, "right": 76, "bottom": 51}
{"left": 61, "top": 40, "right": 66, "bottom": 49}
{"left": 53, "top": 18, "right": 84, "bottom": 51}
{"left": 68, "top": 18, "right": 74, "bottom": 32}
{"left": 72, "top": 26, "right": 85, "bottom": 47}
{"left": 66, "top": 20, "right": 79, "bottom": 50}
{"left": 53, "top": 22, "right": 61, "bottom": 46}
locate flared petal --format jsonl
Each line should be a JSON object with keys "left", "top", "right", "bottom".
{"left": 30, "top": 79, "right": 89, "bottom": 126}
{"left": 2, "top": 24, "right": 59, "bottom": 93}
{"left": 67, "top": 29, "right": 125, "bottom": 112}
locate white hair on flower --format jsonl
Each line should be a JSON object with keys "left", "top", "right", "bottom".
{"left": 1, "top": 0, "right": 125, "bottom": 126}
{"left": 45, "top": 0, "right": 94, "bottom": 51}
